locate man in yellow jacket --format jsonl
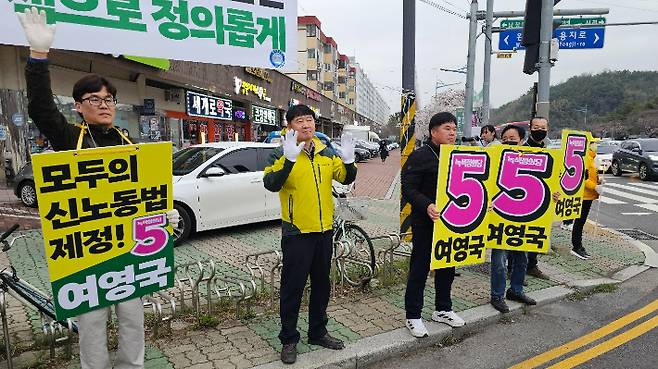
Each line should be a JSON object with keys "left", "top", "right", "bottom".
{"left": 571, "top": 140, "right": 604, "bottom": 260}
{"left": 264, "top": 104, "right": 357, "bottom": 364}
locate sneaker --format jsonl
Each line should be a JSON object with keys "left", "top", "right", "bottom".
{"left": 527, "top": 266, "right": 550, "bottom": 280}
{"left": 583, "top": 248, "right": 592, "bottom": 258}
{"left": 506, "top": 290, "right": 537, "bottom": 305}
{"left": 280, "top": 343, "right": 297, "bottom": 364}
{"left": 490, "top": 297, "right": 510, "bottom": 313}
{"left": 432, "top": 310, "right": 465, "bottom": 327}
{"left": 406, "top": 318, "right": 428, "bottom": 338}
{"left": 570, "top": 248, "right": 589, "bottom": 260}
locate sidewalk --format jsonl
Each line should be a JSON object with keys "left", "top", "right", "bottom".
{"left": 0, "top": 159, "right": 652, "bottom": 369}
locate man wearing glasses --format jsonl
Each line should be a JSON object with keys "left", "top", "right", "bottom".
{"left": 17, "top": 7, "right": 178, "bottom": 369}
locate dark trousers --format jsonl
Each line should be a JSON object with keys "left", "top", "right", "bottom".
{"left": 405, "top": 226, "right": 455, "bottom": 319}
{"left": 572, "top": 200, "right": 593, "bottom": 250}
{"left": 278, "top": 231, "right": 333, "bottom": 345}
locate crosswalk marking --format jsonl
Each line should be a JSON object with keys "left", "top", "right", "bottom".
{"left": 606, "top": 182, "right": 658, "bottom": 198}
{"left": 636, "top": 204, "right": 658, "bottom": 213}
{"left": 598, "top": 196, "right": 626, "bottom": 204}
{"left": 626, "top": 182, "right": 658, "bottom": 190}
{"left": 600, "top": 187, "right": 658, "bottom": 204}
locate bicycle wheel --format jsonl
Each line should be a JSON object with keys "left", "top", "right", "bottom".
{"left": 337, "top": 224, "right": 375, "bottom": 287}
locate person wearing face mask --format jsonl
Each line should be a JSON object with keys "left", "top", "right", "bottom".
{"left": 570, "top": 139, "right": 604, "bottom": 260}
{"left": 521, "top": 117, "right": 551, "bottom": 281}
{"left": 401, "top": 112, "right": 466, "bottom": 338}
{"left": 489, "top": 125, "right": 538, "bottom": 313}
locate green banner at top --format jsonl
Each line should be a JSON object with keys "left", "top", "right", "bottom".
{"left": 500, "top": 17, "right": 606, "bottom": 29}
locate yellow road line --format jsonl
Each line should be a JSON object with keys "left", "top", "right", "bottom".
{"left": 508, "top": 298, "right": 658, "bottom": 369}
{"left": 546, "top": 314, "right": 658, "bottom": 369}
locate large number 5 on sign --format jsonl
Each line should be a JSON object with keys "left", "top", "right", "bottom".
{"left": 440, "top": 153, "right": 489, "bottom": 233}
{"left": 561, "top": 135, "right": 587, "bottom": 195}
{"left": 492, "top": 151, "right": 552, "bottom": 222}
{"left": 132, "top": 214, "right": 169, "bottom": 256}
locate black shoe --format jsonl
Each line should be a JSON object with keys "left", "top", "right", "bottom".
{"left": 506, "top": 290, "right": 537, "bottom": 305}
{"left": 583, "top": 248, "right": 591, "bottom": 258}
{"left": 570, "top": 248, "right": 589, "bottom": 260}
{"left": 280, "top": 343, "right": 297, "bottom": 364}
{"left": 527, "top": 266, "right": 550, "bottom": 280}
{"left": 490, "top": 297, "right": 510, "bottom": 313}
{"left": 308, "top": 334, "right": 345, "bottom": 350}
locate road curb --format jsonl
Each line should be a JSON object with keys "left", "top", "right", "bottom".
{"left": 251, "top": 287, "right": 574, "bottom": 369}
{"left": 384, "top": 170, "right": 400, "bottom": 201}
{"left": 591, "top": 222, "right": 658, "bottom": 268}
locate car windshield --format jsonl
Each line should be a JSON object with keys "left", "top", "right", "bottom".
{"left": 596, "top": 145, "right": 617, "bottom": 154}
{"left": 641, "top": 140, "right": 658, "bottom": 152}
{"left": 173, "top": 147, "right": 223, "bottom": 176}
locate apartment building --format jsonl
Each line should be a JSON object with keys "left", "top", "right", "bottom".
{"left": 350, "top": 58, "right": 390, "bottom": 126}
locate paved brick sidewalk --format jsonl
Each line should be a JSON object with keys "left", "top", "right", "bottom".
{"left": 0, "top": 185, "right": 41, "bottom": 231}
{"left": 351, "top": 149, "right": 400, "bottom": 199}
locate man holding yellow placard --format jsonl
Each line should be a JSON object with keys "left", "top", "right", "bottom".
{"left": 18, "top": 8, "right": 178, "bottom": 369}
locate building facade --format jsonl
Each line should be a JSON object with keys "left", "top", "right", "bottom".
{"left": 350, "top": 58, "right": 390, "bottom": 126}
{"left": 0, "top": 45, "right": 374, "bottom": 175}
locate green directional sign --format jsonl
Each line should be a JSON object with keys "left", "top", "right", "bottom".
{"left": 500, "top": 17, "right": 606, "bottom": 29}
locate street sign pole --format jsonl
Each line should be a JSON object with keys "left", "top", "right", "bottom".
{"left": 400, "top": 0, "right": 416, "bottom": 238}
{"left": 464, "top": 0, "right": 479, "bottom": 135}
{"left": 482, "top": 0, "right": 494, "bottom": 126}
{"left": 536, "top": 0, "right": 554, "bottom": 119}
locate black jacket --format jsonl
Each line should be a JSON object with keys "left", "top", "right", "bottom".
{"left": 401, "top": 140, "right": 441, "bottom": 230}
{"left": 26, "top": 59, "right": 126, "bottom": 151}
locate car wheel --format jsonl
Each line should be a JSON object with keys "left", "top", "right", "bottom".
{"left": 19, "top": 181, "right": 38, "bottom": 208}
{"left": 356, "top": 153, "right": 363, "bottom": 162}
{"left": 611, "top": 161, "right": 622, "bottom": 176}
{"left": 639, "top": 163, "right": 649, "bottom": 181}
{"left": 173, "top": 203, "right": 193, "bottom": 246}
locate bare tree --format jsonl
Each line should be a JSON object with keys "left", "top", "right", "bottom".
{"left": 415, "top": 89, "right": 466, "bottom": 142}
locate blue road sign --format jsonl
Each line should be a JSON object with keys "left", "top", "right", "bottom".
{"left": 499, "top": 27, "right": 605, "bottom": 50}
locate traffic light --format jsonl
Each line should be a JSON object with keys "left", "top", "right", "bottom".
{"left": 522, "top": 0, "right": 562, "bottom": 75}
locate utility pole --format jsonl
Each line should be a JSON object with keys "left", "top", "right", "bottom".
{"left": 536, "top": 0, "right": 555, "bottom": 119}
{"left": 482, "top": 0, "right": 494, "bottom": 126}
{"left": 400, "top": 0, "right": 416, "bottom": 238}
{"left": 464, "top": 0, "right": 479, "bottom": 135}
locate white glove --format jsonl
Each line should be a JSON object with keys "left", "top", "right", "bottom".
{"left": 595, "top": 185, "right": 604, "bottom": 195}
{"left": 282, "top": 130, "right": 305, "bottom": 162}
{"left": 166, "top": 209, "right": 180, "bottom": 229}
{"left": 339, "top": 133, "right": 356, "bottom": 164}
{"left": 17, "top": 7, "right": 56, "bottom": 53}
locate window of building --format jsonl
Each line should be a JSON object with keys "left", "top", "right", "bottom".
{"left": 323, "top": 43, "right": 332, "bottom": 53}
{"left": 306, "top": 24, "right": 317, "bottom": 37}
{"left": 338, "top": 60, "right": 347, "bottom": 69}
{"left": 338, "top": 76, "right": 347, "bottom": 84}
{"left": 324, "top": 63, "right": 331, "bottom": 71}
{"left": 348, "top": 98, "right": 355, "bottom": 105}
{"left": 307, "top": 48, "right": 317, "bottom": 59}
{"left": 339, "top": 92, "right": 346, "bottom": 99}
{"left": 307, "top": 71, "right": 319, "bottom": 80}
{"left": 324, "top": 82, "right": 335, "bottom": 91}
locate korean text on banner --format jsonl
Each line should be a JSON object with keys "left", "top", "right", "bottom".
{"left": 0, "top": 1, "right": 297, "bottom": 70}
{"left": 32, "top": 142, "right": 174, "bottom": 320}
{"left": 556, "top": 130, "right": 591, "bottom": 221}
{"left": 487, "top": 146, "right": 561, "bottom": 254}
{"left": 431, "top": 145, "right": 492, "bottom": 270}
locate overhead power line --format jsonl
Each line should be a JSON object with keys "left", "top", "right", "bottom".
{"left": 419, "top": 0, "right": 468, "bottom": 19}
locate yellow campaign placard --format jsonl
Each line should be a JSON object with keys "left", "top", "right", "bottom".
{"left": 555, "top": 130, "right": 591, "bottom": 221}
{"left": 31, "top": 142, "right": 175, "bottom": 319}
{"left": 431, "top": 145, "right": 494, "bottom": 269}
{"left": 487, "top": 146, "right": 561, "bottom": 254}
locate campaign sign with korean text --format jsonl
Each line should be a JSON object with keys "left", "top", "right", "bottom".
{"left": 31, "top": 143, "right": 174, "bottom": 319}
{"left": 0, "top": 0, "right": 297, "bottom": 70}
{"left": 431, "top": 146, "right": 493, "bottom": 270}
{"left": 487, "top": 146, "right": 560, "bottom": 254}
{"left": 555, "top": 130, "right": 591, "bottom": 221}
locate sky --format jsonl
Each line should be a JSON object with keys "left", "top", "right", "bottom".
{"left": 297, "top": 0, "right": 658, "bottom": 116}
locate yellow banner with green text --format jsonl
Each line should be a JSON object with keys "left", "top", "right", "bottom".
{"left": 32, "top": 142, "right": 174, "bottom": 319}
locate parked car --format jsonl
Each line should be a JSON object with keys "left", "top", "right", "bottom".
{"left": 333, "top": 142, "right": 370, "bottom": 162}
{"left": 594, "top": 142, "right": 619, "bottom": 173}
{"left": 355, "top": 139, "right": 378, "bottom": 157}
{"left": 611, "top": 139, "right": 658, "bottom": 181}
{"left": 13, "top": 162, "right": 38, "bottom": 208}
{"left": 172, "top": 142, "right": 281, "bottom": 244}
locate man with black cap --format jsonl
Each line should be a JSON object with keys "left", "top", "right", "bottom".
{"left": 401, "top": 112, "right": 466, "bottom": 338}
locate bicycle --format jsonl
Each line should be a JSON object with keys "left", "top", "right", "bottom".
{"left": 0, "top": 224, "right": 77, "bottom": 368}
{"left": 332, "top": 184, "right": 376, "bottom": 288}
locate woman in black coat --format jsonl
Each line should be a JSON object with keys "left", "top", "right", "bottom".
{"left": 379, "top": 140, "right": 389, "bottom": 163}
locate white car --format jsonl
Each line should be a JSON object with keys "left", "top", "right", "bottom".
{"left": 595, "top": 143, "right": 618, "bottom": 173}
{"left": 172, "top": 142, "right": 281, "bottom": 244}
